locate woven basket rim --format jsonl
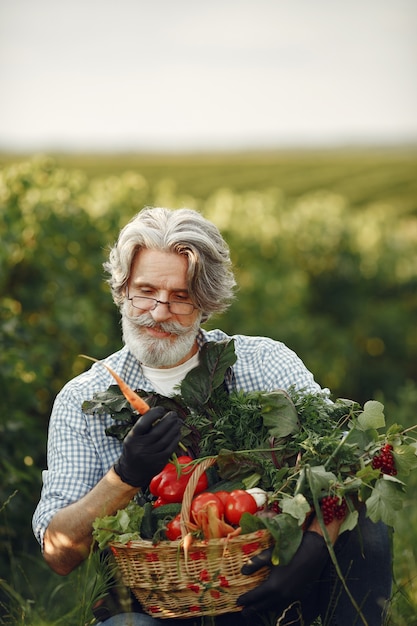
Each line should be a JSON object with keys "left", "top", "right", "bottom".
{"left": 110, "top": 527, "right": 271, "bottom": 551}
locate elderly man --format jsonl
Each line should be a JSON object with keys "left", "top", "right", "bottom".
{"left": 33, "top": 207, "right": 391, "bottom": 625}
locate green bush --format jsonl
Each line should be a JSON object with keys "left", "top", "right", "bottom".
{"left": 1, "top": 152, "right": 416, "bottom": 624}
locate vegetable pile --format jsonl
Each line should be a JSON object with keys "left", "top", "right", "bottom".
{"left": 84, "top": 339, "right": 417, "bottom": 566}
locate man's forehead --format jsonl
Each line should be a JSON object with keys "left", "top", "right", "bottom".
{"left": 130, "top": 248, "right": 189, "bottom": 290}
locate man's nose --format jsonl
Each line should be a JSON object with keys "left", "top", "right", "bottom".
{"left": 150, "top": 300, "right": 172, "bottom": 322}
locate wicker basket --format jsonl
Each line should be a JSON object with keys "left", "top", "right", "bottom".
{"left": 110, "top": 457, "right": 273, "bottom": 618}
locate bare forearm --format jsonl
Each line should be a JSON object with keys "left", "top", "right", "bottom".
{"left": 43, "top": 468, "right": 138, "bottom": 575}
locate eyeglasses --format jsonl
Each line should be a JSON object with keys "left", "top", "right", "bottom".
{"left": 127, "top": 294, "right": 196, "bottom": 316}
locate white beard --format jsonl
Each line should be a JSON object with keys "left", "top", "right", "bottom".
{"left": 121, "top": 307, "right": 202, "bottom": 368}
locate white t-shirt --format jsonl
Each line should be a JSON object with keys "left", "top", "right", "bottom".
{"left": 140, "top": 352, "right": 200, "bottom": 397}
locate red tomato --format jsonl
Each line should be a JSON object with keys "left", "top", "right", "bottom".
{"left": 224, "top": 490, "right": 257, "bottom": 525}
{"left": 190, "top": 492, "right": 224, "bottom": 523}
{"left": 165, "top": 513, "right": 182, "bottom": 541}
{"left": 213, "top": 490, "right": 230, "bottom": 507}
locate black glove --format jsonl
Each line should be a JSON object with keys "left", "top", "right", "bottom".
{"left": 237, "top": 531, "right": 329, "bottom": 617}
{"left": 113, "top": 406, "right": 181, "bottom": 488}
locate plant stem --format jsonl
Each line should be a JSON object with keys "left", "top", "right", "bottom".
{"left": 401, "top": 424, "right": 417, "bottom": 435}
{"left": 306, "top": 465, "right": 369, "bottom": 626}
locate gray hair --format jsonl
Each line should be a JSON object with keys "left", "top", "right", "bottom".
{"left": 104, "top": 206, "right": 237, "bottom": 322}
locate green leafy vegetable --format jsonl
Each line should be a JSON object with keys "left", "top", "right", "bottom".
{"left": 88, "top": 339, "right": 417, "bottom": 563}
{"left": 260, "top": 390, "right": 299, "bottom": 438}
{"left": 180, "top": 339, "right": 237, "bottom": 409}
{"left": 92, "top": 501, "right": 144, "bottom": 549}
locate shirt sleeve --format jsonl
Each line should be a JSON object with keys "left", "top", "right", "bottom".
{"left": 31, "top": 381, "right": 118, "bottom": 549}
{"left": 32, "top": 349, "right": 149, "bottom": 551}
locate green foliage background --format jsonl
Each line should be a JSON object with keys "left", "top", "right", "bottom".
{"left": 1, "top": 149, "right": 417, "bottom": 624}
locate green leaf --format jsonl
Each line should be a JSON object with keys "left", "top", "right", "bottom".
{"left": 386, "top": 423, "right": 405, "bottom": 436}
{"left": 260, "top": 390, "right": 299, "bottom": 438}
{"left": 204, "top": 339, "right": 237, "bottom": 388}
{"left": 357, "top": 400, "right": 385, "bottom": 431}
{"left": 339, "top": 509, "right": 359, "bottom": 533}
{"left": 216, "top": 448, "right": 264, "bottom": 481}
{"left": 239, "top": 512, "right": 267, "bottom": 534}
{"left": 82, "top": 385, "right": 132, "bottom": 415}
{"left": 281, "top": 493, "right": 311, "bottom": 525}
{"left": 180, "top": 339, "right": 237, "bottom": 408}
{"left": 240, "top": 511, "right": 301, "bottom": 566}
{"left": 345, "top": 426, "right": 377, "bottom": 451}
{"left": 92, "top": 501, "right": 144, "bottom": 549}
{"left": 242, "top": 473, "right": 263, "bottom": 489}
{"left": 342, "top": 476, "right": 366, "bottom": 494}
{"left": 366, "top": 478, "right": 404, "bottom": 525}
{"left": 393, "top": 444, "right": 417, "bottom": 476}
{"left": 306, "top": 465, "right": 338, "bottom": 497}
{"left": 263, "top": 513, "right": 303, "bottom": 566}
{"left": 356, "top": 464, "right": 382, "bottom": 485}
{"left": 105, "top": 421, "right": 135, "bottom": 441}
{"left": 118, "top": 509, "right": 131, "bottom": 532}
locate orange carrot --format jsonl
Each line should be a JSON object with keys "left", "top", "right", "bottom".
{"left": 193, "top": 505, "right": 236, "bottom": 540}
{"left": 182, "top": 532, "right": 194, "bottom": 570}
{"left": 79, "top": 355, "right": 150, "bottom": 415}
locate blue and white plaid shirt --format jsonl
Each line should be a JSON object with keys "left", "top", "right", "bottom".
{"left": 32, "top": 328, "right": 327, "bottom": 548}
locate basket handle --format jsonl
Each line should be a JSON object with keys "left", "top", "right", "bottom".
{"left": 180, "top": 456, "right": 217, "bottom": 538}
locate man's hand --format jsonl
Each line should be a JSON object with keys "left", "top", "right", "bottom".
{"left": 113, "top": 407, "right": 182, "bottom": 488}
{"left": 237, "top": 531, "right": 329, "bottom": 616}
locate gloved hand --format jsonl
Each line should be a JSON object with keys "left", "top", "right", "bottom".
{"left": 113, "top": 407, "right": 182, "bottom": 488}
{"left": 237, "top": 531, "right": 329, "bottom": 616}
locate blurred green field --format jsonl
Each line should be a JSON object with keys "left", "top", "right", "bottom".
{"left": 1, "top": 148, "right": 417, "bottom": 625}
{"left": 2, "top": 146, "right": 416, "bottom": 210}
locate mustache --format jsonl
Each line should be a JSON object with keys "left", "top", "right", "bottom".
{"left": 122, "top": 311, "right": 194, "bottom": 336}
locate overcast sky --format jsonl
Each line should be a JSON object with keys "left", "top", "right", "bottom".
{"left": 1, "top": 0, "right": 416, "bottom": 151}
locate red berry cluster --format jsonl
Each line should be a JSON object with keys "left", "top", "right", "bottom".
{"left": 320, "top": 496, "right": 347, "bottom": 525}
{"left": 372, "top": 443, "right": 397, "bottom": 475}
